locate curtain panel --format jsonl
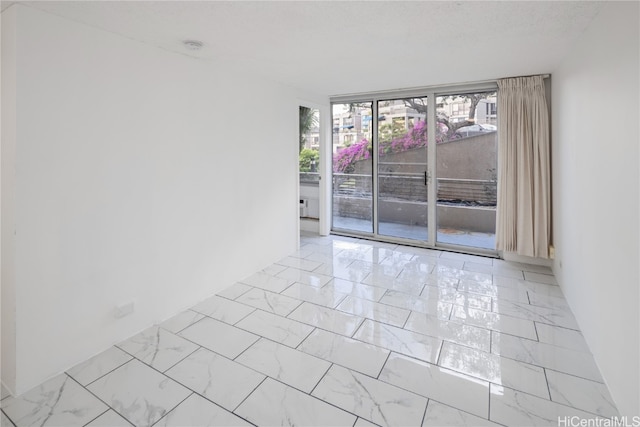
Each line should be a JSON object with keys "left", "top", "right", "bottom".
{"left": 496, "top": 75, "right": 551, "bottom": 258}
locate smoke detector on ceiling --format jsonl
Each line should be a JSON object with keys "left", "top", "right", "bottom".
{"left": 183, "top": 40, "right": 204, "bottom": 51}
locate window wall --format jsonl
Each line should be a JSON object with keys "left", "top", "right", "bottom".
{"left": 331, "top": 86, "right": 498, "bottom": 253}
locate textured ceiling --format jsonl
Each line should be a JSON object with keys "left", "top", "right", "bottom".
{"left": 6, "top": 1, "right": 604, "bottom": 95}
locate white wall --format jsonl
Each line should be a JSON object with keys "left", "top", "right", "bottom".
{"left": 300, "top": 184, "right": 320, "bottom": 219}
{"left": 1, "top": 4, "right": 18, "bottom": 394}
{"left": 300, "top": 183, "right": 320, "bottom": 233}
{"left": 552, "top": 2, "right": 639, "bottom": 417}
{"left": 1, "top": 4, "right": 323, "bottom": 395}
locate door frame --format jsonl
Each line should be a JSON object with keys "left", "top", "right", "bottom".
{"left": 297, "top": 100, "right": 331, "bottom": 241}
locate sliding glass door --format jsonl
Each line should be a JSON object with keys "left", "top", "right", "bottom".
{"left": 377, "top": 98, "right": 429, "bottom": 241}
{"left": 435, "top": 92, "right": 497, "bottom": 250}
{"left": 332, "top": 102, "right": 373, "bottom": 233}
{"left": 331, "top": 87, "right": 498, "bottom": 253}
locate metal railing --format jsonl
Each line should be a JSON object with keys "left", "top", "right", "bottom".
{"left": 300, "top": 172, "right": 321, "bottom": 184}
{"left": 332, "top": 173, "right": 496, "bottom": 205}
{"left": 437, "top": 178, "right": 496, "bottom": 205}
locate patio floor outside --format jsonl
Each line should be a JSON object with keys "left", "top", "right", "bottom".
{"left": 332, "top": 217, "right": 496, "bottom": 250}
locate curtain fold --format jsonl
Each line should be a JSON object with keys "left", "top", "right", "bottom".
{"left": 496, "top": 75, "right": 551, "bottom": 258}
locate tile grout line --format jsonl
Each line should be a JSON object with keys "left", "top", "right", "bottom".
{"left": 160, "top": 345, "right": 202, "bottom": 374}
{"left": 80, "top": 351, "right": 135, "bottom": 389}
{"left": 0, "top": 409, "right": 17, "bottom": 427}
{"left": 148, "top": 392, "right": 194, "bottom": 427}
{"left": 66, "top": 372, "right": 135, "bottom": 427}
{"left": 230, "top": 376, "right": 269, "bottom": 415}
{"left": 543, "top": 368, "right": 553, "bottom": 400}
{"left": 420, "top": 398, "right": 430, "bottom": 426}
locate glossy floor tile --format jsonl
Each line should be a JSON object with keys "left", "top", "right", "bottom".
{"left": 438, "top": 341, "right": 550, "bottom": 399}
{"left": 116, "top": 326, "right": 199, "bottom": 372}
{"left": 337, "top": 295, "right": 410, "bottom": 327}
{"left": 545, "top": 370, "right": 618, "bottom": 417}
{"left": 179, "top": 317, "right": 259, "bottom": 359}
{"left": 235, "top": 378, "right": 356, "bottom": 426}
{"left": 235, "top": 309, "right": 314, "bottom": 347}
{"left": 423, "top": 400, "right": 502, "bottom": 426}
{"left": 2, "top": 374, "right": 107, "bottom": 427}
{"left": 379, "top": 353, "right": 489, "bottom": 418}
{"left": 190, "top": 295, "right": 256, "bottom": 324}
{"left": 235, "top": 287, "right": 302, "bottom": 316}
{"left": 352, "top": 319, "right": 442, "bottom": 364}
{"left": 489, "top": 384, "right": 600, "bottom": 426}
{"left": 155, "top": 394, "right": 250, "bottom": 427}
{"left": 85, "top": 409, "right": 131, "bottom": 426}
{"left": 87, "top": 359, "right": 190, "bottom": 427}
{"left": 66, "top": 346, "right": 133, "bottom": 386}
{"left": 404, "top": 311, "right": 491, "bottom": 351}
{"left": 235, "top": 338, "right": 330, "bottom": 393}
{"left": 281, "top": 282, "right": 348, "bottom": 308}
{"left": 298, "top": 328, "right": 390, "bottom": 377}
{"left": 322, "top": 278, "right": 388, "bottom": 302}
{"left": 164, "top": 347, "right": 264, "bottom": 411}
{"left": 312, "top": 365, "right": 428, "bottom": 427}
{"left": 275, "top": 267, "right": 333, "bottom": 288}
{"left": 2, "top": 232, "right": 619, "bottom": 426}
{"left": 159, "top": 309, "right": 205, "bottom": 334}
{"left": 287, "top": 301, "right": 364, "bottom": 336}
{"left": 491, "top": 332, "right": 604, "bottom": 382}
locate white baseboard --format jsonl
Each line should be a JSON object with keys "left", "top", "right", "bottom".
{"left": 501, "top": 251, "right": 553, "bottom": 267}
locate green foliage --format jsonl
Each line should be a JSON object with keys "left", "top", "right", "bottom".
{"left": 299, "top": 148, "right": 319, "bottom": 172}
{"left": 299, "top": 107, "right": 319, "bottom": 151}
{"left": 378, "top": 121, "right": 407, "bottom": 144}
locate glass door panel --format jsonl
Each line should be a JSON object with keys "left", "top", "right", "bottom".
{"left": 377, "top": 98, "right": 429, "bottom": 241}
{"left": 435, "top": 92, "right": 497, "bottom": 249}
{"left": 332, "top": 102, "right": 374, "bottom": 233}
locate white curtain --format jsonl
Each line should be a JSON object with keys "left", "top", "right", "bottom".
{"left": 496, "top": 75, "right": 551, "bottom": 258}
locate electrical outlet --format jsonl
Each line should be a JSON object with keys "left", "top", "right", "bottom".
{"left": 114, "top": 301, "right": 135, "bottom": 319}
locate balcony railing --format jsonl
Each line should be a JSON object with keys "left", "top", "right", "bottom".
{"left": 300, "top": 172, "right": 321, "bottom": 184}
{"left": 332, "top": 173, "right": 496, "bottom": 206}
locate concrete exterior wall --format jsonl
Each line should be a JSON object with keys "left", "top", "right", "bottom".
{"left": 352, "top": 132, "right": 497, "bottom": 181}
{"left": 436, "top": 133, "right": 497, "bottom": 180}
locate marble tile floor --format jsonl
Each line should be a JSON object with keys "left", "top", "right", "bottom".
{"left": 1, "top": 233, "right": 619, "bottom": 427}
